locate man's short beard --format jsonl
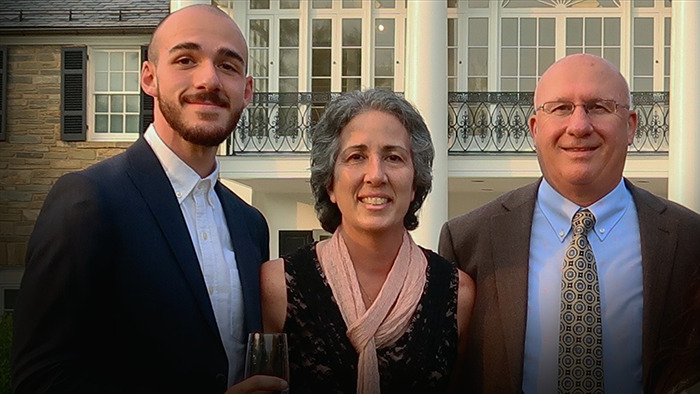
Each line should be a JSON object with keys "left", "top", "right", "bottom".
{"left": 158, "top": 94, "right": 242, "bottom": 147}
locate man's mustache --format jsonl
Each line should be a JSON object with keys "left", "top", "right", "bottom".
{"left": 183, "top": 92, "right": 230, "bottom": 107}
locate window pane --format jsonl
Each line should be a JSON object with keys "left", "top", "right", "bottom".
{"left": 448, "top": 19, "right": 457, "bottom": 47}
{"left": 312, "top": 0, "right": 332, "bottom": 9}
{"left": 502, "top": 19, "right": 518, "bottom": 46}
{"left": 501, "top": 48, "right": 517, "bottom": 76}
{"left": 312, "top": 78, "right": 331, "bottom": 92}
{"left": 604, "top": 18, "right": 620, "bottom": 46}
{"left": 95, "top": 115, "right": 108, "bottom": 133}
{"left": 109, "top": 52, "right": 123, "bottom": 71}
{"left": 250, "top": 49, "right": 269, "bottom": 77}
{"left": 111, "top": 95, "right": 124, "bottom": 112}
{"left": 664, "top": 47, "right": 670, "bottom": 76}
{"left": 313, "top": 20, "right": 332, "bottom": 47}
{"left": 469, "top": 18, "right": 488, "bottom": 46}
{"left": 250, "top": 20, "right": 269, "bottom": 47}
{"left": 604, "top": 48, "right": 620, "bottom": 68}
{"left": 279, "top": 49, "right": 299, "bottom": 76}
{"left": 95, "top": 72, "right": 108, "bottom": 91}
{"left": 125, "top": 52, "right": 139, "bottom": 71}
{"left": 585, "top": 18, "right": 602, "bottom": 46}
{"left": 634, "top": 18, "right": 654, "bottom": 46}
{"left": 520, "top": 19, "right": 536, "bottom": 46}
{"left": 110, "top": 115, "right": 123, "bottom": 133}
{"left": 342, "top": 78, "right": 362, "bottom": 92}
{"left": 280, "top": 0, "right": 299, "bottom": 9}
{"left": 110, "top": 72, "right": 123, "bottom": 91}
{"left": 539, "top": 48, "right": 555, "bottom": 75}
{"left": 468, "top": 48, "right": 487, "bottom": 76}
{"left": 280, "top": 19, "right": 299, "bottom": 47}
{"left": 585, "top": 47, "right": 601, "bottom": 57}
{"left": 634, "top": 77, "right": 653, "bottom": 91}
{"left": 448, "top": 78, "right": 457, "bottom": 91}
{"left": 664, "top": 18, "right": 671, "bottom": 46}
{"left": 95, "top": 95, "right": 109, "bottom": 112}
{"left": 312, "top": 49, "right": 332, "bottom": 76}
{"left": 448, "top": 48, "right": 458, "bottom": 76}
{"left": 501, "top": 77, "right": 517, "bottom": 92}
{"left": 566, "top": 18, "right": 583, "bottom": 46}
{"left": 521, "top": 77, "right": 536, "bottom": 92}
{"left": 279, "top": 78, "right": 298, "bottom": 92}
{"left": 375, "top": 19, "right": 395, "bottom": 47}
{"left": 539, "top": 18, "right": 555, "bottom": 46}
{"left": 343, "top": 19, "right": 362, "bottom": 47}
{"left": 375, "top": 48, "right": 394, "bottom": 76}
{"left": 125, "top": 72, "right": 139, "bottom": 91}
{"left": 126, "top": 115, "right": 139, "bottom": 133}
{"left": 250, "top": 0, "right": 270, "bottom": 9}
{"left": 634, "top": 48, "right": 654, "bottom": 76}
{"left": 520, "top": 48, "right": 536, "bottom": 76}
{"left": 567, "top": 47, "right": 582, "bottom": 56}
{"left": 448, "top": 0, "right": 458, "bottom": 8}
{"left": 633, "top": 0, "right": 654, "bottom": 7}
{"left": 342, "top": 0, "right": 362, "bottom": 8}
{"left": 95, "top": 52, "right": 108, "bottom": 72}
{"left": 254, "top": 79, "right": 268, "bottom": 92}
{"left": 374, "top": 78, "right": 393, "bottom": 90}
{"left": 342, "top": 49, "right": 361, "bottom": 76}
{"left": 375, "top": 0, "right": 395, "bottom": 8}
{"left": 468, "top": 77, "right": 488, "bottom": 91}
{"left": 126, "top": 95, "right": 139, "bottom": 112}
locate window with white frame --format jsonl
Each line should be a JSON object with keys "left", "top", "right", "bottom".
{"left": 90, "top": 48, "right": 142, "bottom": 140}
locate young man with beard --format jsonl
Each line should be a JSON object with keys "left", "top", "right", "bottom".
{"left": 12, "top": 5, "right": 286, "bottom": 394}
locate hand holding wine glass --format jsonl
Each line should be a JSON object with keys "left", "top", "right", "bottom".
{"left": 244, "top": 332, "right": 289, "bottom": 393}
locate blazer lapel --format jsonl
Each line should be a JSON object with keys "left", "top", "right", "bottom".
{"left": 627, "top": 180, "right": 677, "bottom": 376}
{"left": 125, "top": 138, "right": 220, "bottom": 335}
{"left": 216, "top": 183, "right": 263, "bottom": 334}
{"left": 490, "top": 181, "right": 539, "bottom": 391}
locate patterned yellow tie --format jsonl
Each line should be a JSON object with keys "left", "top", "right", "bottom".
{"left": 558, "top": 209, "right": 604, "bottom": 393}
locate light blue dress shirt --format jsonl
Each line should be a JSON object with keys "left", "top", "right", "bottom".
{"left": 522, "top": 179, "right": 644, "bottom": 394}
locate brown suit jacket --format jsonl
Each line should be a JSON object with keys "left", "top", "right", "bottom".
{"left": 438, "top": 178, "right": 700, "bottom": 394}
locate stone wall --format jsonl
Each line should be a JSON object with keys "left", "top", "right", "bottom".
{"left": 0, "top": 45, "right": 132, "bottom": 266}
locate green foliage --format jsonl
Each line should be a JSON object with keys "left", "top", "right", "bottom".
{"left": 0, "top": 312, "right": 13, "bottom": 394}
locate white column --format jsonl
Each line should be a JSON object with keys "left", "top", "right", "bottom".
{"left": 170, "top": 0, "right": 210, "bottom": 12}
{"left": 405, "top": 1, "right": 448, "bottom": 250}
{"left": 669, "top": 0, "right": 700, "bottom": 214}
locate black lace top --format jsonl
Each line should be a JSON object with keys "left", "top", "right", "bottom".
{"left": 283, "top": 243, "right": 459, "bottom": 394}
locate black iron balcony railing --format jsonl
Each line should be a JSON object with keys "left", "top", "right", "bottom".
{"left": 225, "top": 91, "right": 669, "bottom": 155}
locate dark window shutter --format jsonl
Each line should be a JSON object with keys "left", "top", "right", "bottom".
{"left": 140, "top": 45, "right": 153, "bottom": 134}
{"left": 0, "top": 46, "right": 7, "bottom": 141}
{"left": 61, "top": 47, "right": 86, "bottom": 141}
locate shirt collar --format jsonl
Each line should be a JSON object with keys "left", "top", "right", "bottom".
{"left": 143, "top": 124, "right": 220, "bottom": 205}
{"left": 537, "top": 178, "right": 632, "bottom": 242}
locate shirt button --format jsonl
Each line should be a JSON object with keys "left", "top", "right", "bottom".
{"left": 176, "top": 192, "right": 182, "bottom": 198}
{"left": 559, "top": 230, "right": 565, "bottom": 237}
{"left": 599, "top": 228, "right": 606, "bottom": 234}
{"left": 202, "top": 232, "right": 208, "bottom": 240}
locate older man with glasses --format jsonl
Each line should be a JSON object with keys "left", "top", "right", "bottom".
{"left": 439, "top": 53, "right": 700, "bottom": 394}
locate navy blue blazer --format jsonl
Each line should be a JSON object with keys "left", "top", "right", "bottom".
{"left": 12, "top": 138, "right": 269, "bottom": 394}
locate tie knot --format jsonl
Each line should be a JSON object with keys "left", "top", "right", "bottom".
{"left": 572, "top": 209, "right": 596, "bottom": 235}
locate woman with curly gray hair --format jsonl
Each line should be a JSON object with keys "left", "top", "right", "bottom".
{"left": 260, "top": 89, "right": 474, "bottom": 393}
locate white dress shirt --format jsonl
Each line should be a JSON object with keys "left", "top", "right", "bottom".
{"left": 144, "top": 125, "right": 246, "bottom": 386}
{"left": 522, "top": 179, "right": 644, "bottom": 394}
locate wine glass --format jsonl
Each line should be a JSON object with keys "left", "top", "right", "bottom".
{"left": 244, "top": 332, "right": 290, "bottom": 393}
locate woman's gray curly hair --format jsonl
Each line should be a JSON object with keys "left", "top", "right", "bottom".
{"left": 310, "top": 89, "right": 434, "bottom": 233}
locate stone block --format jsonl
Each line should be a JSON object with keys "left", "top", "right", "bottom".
{"left": 0, "top": 191, "right": 32, "bottom": 203}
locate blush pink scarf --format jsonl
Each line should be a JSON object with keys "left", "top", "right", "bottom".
{"left": 316, "top": 228, "right": 428, "bottom": 394}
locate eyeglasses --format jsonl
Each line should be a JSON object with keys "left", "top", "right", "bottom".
{"left": 535, "top": 100, "right": 629, "bottom": 117}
